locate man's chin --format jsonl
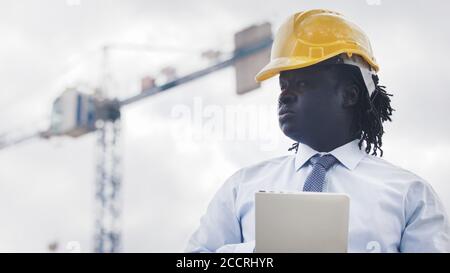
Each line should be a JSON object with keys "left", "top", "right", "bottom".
{"left": 279, "top": 123, "right": 303, "bottom": 142}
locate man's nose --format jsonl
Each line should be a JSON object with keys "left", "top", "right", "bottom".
{"left": 279, "top": 91, "right": 296, "bottom": 105}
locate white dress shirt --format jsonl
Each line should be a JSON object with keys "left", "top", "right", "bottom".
{"left": 186, "top": 139, "right": 450, "bottom": 253}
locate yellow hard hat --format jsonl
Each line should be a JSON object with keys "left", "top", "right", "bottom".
{"left": 255, "top": 9, "right": 379, "bottom": 82}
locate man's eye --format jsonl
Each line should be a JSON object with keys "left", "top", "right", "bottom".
{"left": 296, "top": 81, "right": 307, "bottom": 88}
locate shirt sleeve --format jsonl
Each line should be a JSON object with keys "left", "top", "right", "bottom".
{"left": 185, "top": 170, "right": 255, "bottom": 253}
{"left": 400, "top": 180, "right": 450, "bottom": 252}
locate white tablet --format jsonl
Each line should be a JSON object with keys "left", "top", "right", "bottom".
{"left": 255, "top": 191, "right": 350, "bottom": 253}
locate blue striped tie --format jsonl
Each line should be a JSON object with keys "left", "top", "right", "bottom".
{"left": 303, "top": 154, "right": 338, "bottom": 192}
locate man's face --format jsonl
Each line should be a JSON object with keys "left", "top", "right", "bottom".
{"left": 278, "top": 65, "right": 347, "bottom": 144}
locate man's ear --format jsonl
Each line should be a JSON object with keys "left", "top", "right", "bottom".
{"left": 342, "top": 84, "right": 359, "bottom": 108}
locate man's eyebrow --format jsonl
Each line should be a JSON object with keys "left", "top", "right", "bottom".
{"left": 281, "top": 74, "right": 306, "bottom": 82}
{"left": 280, "top": 73, "right": 296, "bottom": 80}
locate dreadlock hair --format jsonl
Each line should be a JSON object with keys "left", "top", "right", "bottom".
{"left": 288, "top": 64, "right": 394, "bottom": 157}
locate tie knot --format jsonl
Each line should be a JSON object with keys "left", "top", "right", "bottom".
{"left": 310, "top": 154, "right": 338, "bottom": 171}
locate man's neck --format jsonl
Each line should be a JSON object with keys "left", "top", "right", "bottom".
{"left": 301, "top": 133, "right": 359, "bottom": 153}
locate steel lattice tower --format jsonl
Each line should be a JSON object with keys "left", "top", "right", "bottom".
{"left": 94, "top": 117, "right": 122, "bottom": 252}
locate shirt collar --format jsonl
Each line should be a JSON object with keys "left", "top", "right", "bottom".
{"left": 294, "top": 139, "right": 366, "bottom": 171}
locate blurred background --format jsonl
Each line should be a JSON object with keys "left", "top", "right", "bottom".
{"left": 1, "top": 0, "right": 449, "bottom": 252}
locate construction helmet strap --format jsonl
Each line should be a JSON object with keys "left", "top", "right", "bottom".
{"left": 323, "top": 54, "right": 377, "bottom": 96}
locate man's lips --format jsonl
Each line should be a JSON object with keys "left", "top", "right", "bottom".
{"left": 278, "top": 107, "right": 295, "bottom": 116}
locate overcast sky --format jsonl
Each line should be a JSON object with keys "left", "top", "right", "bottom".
{"left": 1, "top": 0, "right": 450, "bottom": 252}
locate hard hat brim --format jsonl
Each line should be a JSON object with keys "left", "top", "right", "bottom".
{"left": 255, "top": 50, "right": 379, "bottom": 82}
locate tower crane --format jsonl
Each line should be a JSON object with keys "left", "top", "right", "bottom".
{"left": 0, "top": 23, "right": 272, "bottom": 252}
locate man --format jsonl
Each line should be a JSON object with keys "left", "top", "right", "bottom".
{"left": 185, "top": 9, "right": 450, "bottom": 252}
